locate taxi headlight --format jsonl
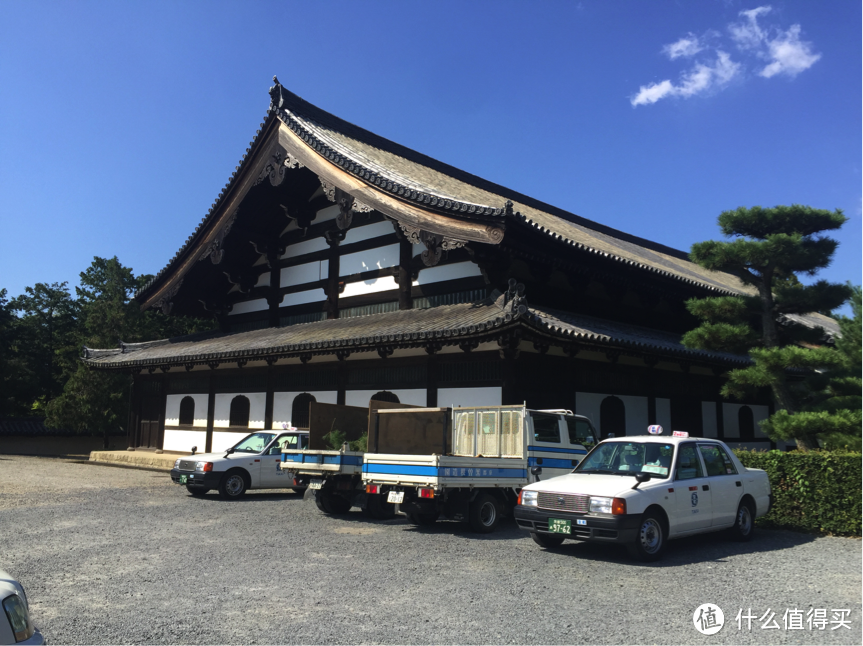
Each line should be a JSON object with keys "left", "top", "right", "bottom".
{"left": 520, "top": 490, "right": 538, "bottom": 507}
{"left": 174, "top": 458, "right": 181, "bottom": 469}
{"left": 589, "top": 496, "right": 613, "bottom": 514}
{"left": 195, "top": 461, "right": 213, "bottom": 472}
{"left": 3, "top": 594, "right": 35, "bottom": 643}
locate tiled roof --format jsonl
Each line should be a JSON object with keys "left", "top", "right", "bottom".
{"left": 83, "top": 293, "right": 750, "bottom": 369}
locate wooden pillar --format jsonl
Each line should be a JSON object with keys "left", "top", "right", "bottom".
{"left": 127, "top": 372, "right": 140, "bottom": 448}
{"left": 264, "top": 359, "right": 276, "bottom": 431}
{"left": 715, "top": 374, "right": 725, "bottom": 440}
{"left": 398, "top": 238, "right": 413, "bottom": 311}
{"left": 425, "top": 344, "right": 440, "bottom": 407}
{"left": 645, "top": 357, "right": 658, "bottom": 425}
{"left": 325, "top": 231, "right": 345, "bottom": 320}
{"left": 268, "top": 249, "right": 281, "bottom": 328}
{"left": 157, "top": 373, "right": 168, "bottom": 450}
{"left": 498, "top": 333, "right": 521, "bottom": 405}
{"left": 206, "top": 364, "right": 217, "bottom": 453}
{"left": 336, "top": 351, "right": 348, "bottom": 405}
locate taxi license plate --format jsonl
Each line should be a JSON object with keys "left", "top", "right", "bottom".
{"left": 309, "top": 479, "right": 323, "bottom": 490}
{"left": 179, "top": 475, "right": 188, "bottom": 484}
{"left": 387, "top": 491, "right": 404, "bottom": 504}
{"left": 549, "top": 518, "right": 571, "bottom": 534}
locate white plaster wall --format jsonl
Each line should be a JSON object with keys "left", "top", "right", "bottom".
{"left": 280, "top": 288, "right": 326, "bottom": 307}
{"left": 342, "top": 221, "right": 394, "bottom": 245}
{"left": 281, "top": 236, "right": 329, "bottom": 260}
{"left": 341, "top": 276, "right": 399, "bottom": 298}
{"left": 214, "top": 393, "right": 266, "bottom": 429}
{"left": 722, "top": 403, "right": 770, "bottom": 438}
{"left": 574, "top": 393, "right": 648, "bottom": 436}
{"left": 280, "top": 260, "right": 327, "bottom": 287}
{"left": 701, "top": 402, "right": 718, "bottom": 437}
{"left": 272, "top": 391, "right": 338, "bottom": 429}
{"left": 163, "top": 429, "right": 207, "bottom": 453}
{"left": 414, "top": 261, "right": 483, "bottom": 285}
{"left": 255, "top": 271, "right": 271, "bottom": 288}
{"left": 228, "top": 298, "right": 269, "bottom": 316}
{"left": 341, "top": 244, "right": 400, "bottom": 276}
{"left": 212, "top": 431, "right": 254, "bottom": 453}
{"left": 656, "top": 398, "right": 671, "bottom": 435}
{"left": 437, "top": 387, "right": 502, "bottom": 408}
{"left": 345, "top": 389, "right": 427, "bottom": 408}
{"left": 164, "top": 394, "right": 208, "bottom": 427}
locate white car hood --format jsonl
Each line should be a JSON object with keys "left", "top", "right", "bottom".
{"left": 525, "top": 473, "right": 661, "bottom": 497}
{"left": 180, "top": 452, "right": 258, "bottom": 465}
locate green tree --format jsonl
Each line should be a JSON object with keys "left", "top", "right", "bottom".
{"left": 682, "top": 205, "right": 853, "bottom": 450}
{"left": 10, "top": 282, "right": 80, "bottom": 413}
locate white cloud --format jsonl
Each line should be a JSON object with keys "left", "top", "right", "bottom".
{"left": 630, "top": 51, "right": 740, "bottom": 106}
{"left": 663, "top": 34, "right": 703, "bottom": 60}
{"left": 759, "top": 24, "right": 822, "bottom": 78}
{"left": 632, "top": 6, "right": 820, "bottom": 107}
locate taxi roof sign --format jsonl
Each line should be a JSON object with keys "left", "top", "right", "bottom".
{"left": 672, "top": 431, "right": 689, "bottom": 438}
{"left": 647, "top": 425, "right": 663, "bottom": 435}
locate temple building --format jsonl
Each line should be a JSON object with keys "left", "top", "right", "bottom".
{"left": 83, "top": 79, "right": 836, "bottom": 453}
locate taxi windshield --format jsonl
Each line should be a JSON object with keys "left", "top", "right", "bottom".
{"left": 576, "top": 441, "right": 674, "bottom": 478}
{"left": 232, "top": 433, "right": 276, "bottom": 454}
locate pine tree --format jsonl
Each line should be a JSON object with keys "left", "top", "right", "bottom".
{"left": 682, "top": 205, "right": 853, "bottom": 450}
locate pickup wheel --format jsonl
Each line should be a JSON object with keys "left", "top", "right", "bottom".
{"left": 186, "top": 485, "right": 209, "bottom": 497}
{"left": 406, "top": 511, "right": 438, "bottom": 526}
{"left": 218, "top": 471, "right": 248, "bottom": 500}
{"left": 468, "top": 493, "right": 501, "bottom": 533}
{"left": 365, "top": 494, "right": 396, "bottom": 520}
{"left": 531, "top": 532, "right": 565, "bottom": 549}
{"left": 729, "top": 499, "right": 755, "bottom": 542}
{"left": 627, "top": 511, "right": 666, "bottom": 562}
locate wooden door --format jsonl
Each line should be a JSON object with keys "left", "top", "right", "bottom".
{"left": 139, "top": 395, "right": 162, "bottom": 448}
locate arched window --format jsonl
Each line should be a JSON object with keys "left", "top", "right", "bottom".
{"left": 229, "top": 395, "right": 250, "bottom": 427}
{"left": 599, "top": 395, "right": 626, "bottom": 440}
{"left": 179, "top": 396, "right": 195, "bottom": 426}
{"left": 371, "top": 391, "right": 400, "bottom": 404}
{"left": 292, "top": 393, "right": 317, "bottom": 429}
{"left": 738, "top": 406, "right": 755, "bottom": 441}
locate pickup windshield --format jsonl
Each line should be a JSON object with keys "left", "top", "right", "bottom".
{"left": 576, "top": 441, "right": 674, "bottom": 478}
{"left": 232, "top": 433, "right": 277, "bottom": 454}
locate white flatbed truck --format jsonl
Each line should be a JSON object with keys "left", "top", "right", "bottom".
{"left": 279, "top": 401, "right": 407, "bottom": 518}
{"left": 362, "top": 405, "right": 597, "bottom": 533}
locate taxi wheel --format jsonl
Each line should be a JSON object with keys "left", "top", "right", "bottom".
{"left": 628, "top": 512, "right": 666, "bottom": 562}
{"left": 469, "top": 493, "right": 501, "bottom": 533}
{"left": 365, "top": 494, "right": 396, "bottom": 520}
{"left": 531, "top": 532, "right": 565, "bottom": 549}
{"left": 186, "top": 485, "right": 209, "bottom": 497}
{"left": 218, "top": 471, "right": 248, "bottom": 500}
{"left": 729, "top": 500, "right": 755, "bottom": 542}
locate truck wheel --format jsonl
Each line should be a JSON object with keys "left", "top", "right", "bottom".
{"left": 531, "top": 532, "right": 565, "bottom": 549}
{"left": 186, "top": 485, "right": 209, "bottom": 497}
{"left": 366, "top": 494, "right": 396, "bottom": 520}
{"left": 627, "top": 511, "right": 666, "bottom": 562}
{"left": 218, "top": 471, "right": 248, "bottom": 500}
{"left": 468, "top": 493, "right": 501, "bottom": 533}
{"left": 315, "top": 490, "right": 352, "bottom": 515}
{"left": 406, "top": 511, "right": 438, "bottom": 526}
{"left": 729, "top": 499, "right": 755, "bottom": 542}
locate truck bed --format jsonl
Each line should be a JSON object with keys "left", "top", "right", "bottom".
{"left": 362, "top": 453, "right": 528, "bottom": 488}
{"left": 281, "top": 450, "right": 364, "bottom": 476}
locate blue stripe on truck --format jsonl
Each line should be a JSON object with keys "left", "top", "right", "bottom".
{"left": 363, "top": 464, "right": 526, "bottom": 478}
{"left": 527, "top": 445, "right": 588, "bottom": 455}
{"left": 281, "top": 453, "right": 362, "bottom": 466}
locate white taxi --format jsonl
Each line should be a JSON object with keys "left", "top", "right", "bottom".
{"left": 514, "top": 431, "right": 771, "bottom": 561}
{"left": 0, "top": 569, "right": 42, "bottom": 645}
{"left": 170, "top": 431, "right": 309, "bottom": 499}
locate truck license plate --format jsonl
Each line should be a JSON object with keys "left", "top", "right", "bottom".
{"left": 549, "top": 518, "right": 571, "bottom": 534}
{"left": 387, "top": 491, "right": 404, "bottom": 504}
{"left": 309, "top": 479, "right": 323, "bottom": 490}
{"left": 179, "top": 475, "right": 187, "bottom": 484}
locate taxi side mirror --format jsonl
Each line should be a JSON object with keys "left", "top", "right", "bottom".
{"left": 631, "top": 471, "right": 652, "bottom": 490}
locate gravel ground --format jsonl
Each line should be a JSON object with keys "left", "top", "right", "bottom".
{"left": 0, "top": 454, "right": 860, "bottom": 645}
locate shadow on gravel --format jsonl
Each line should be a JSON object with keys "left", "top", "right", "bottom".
{"left": 534, "top": 527, "right": 818, "bottom": 567}
{"left": 186, "top": 489, "right": 306, "bottom": 502}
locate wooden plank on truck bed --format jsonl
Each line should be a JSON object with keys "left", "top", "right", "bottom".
{"left": 308, "top": 402, "right": 368, "bottom": 450}
{"left": 371, "top": 408, "right": 450, "bottom": 455}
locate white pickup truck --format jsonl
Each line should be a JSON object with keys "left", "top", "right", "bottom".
{"left": 362, "top": 405, "right": 597, "bottom": 533}
{"left": 170, "top": 430, "right": 309, "bottom": 499}
{"left": 514, "top": 431, "right": 772, "bottom": 560}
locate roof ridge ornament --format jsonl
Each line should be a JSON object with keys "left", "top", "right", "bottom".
{"left": 269, "top": 75, "right": 285, "bottom": 111}
{"left": 502, "top": 278, "right": 528, "bottom": 320}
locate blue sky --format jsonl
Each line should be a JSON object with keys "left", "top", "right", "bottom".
{"left": 1, "top": 0, "right": 860, "bottom": 314}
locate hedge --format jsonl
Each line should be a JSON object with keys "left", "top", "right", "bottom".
{"left": 734, "top": 449, "right": 862, "bottom": 536}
